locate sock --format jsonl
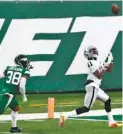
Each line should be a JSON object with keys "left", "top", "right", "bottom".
{"left": 65, "top": 110, "right": 77, "bottom": 118}
{"left": 107, "top": 112, "right": 115, "bottom": 124}
{"left": 64, "top": 106, "right": 89, "bottom": 118}
{"left": 11, "top": 111, "right": 18, "bottom": 128}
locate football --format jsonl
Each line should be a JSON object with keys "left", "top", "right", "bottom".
{"left": 111, "top": 4, "right": 119, "bottom": 15}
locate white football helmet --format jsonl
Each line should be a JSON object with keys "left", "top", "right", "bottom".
{"left": 84, "top": 46, "right": 98, "bottom": 59}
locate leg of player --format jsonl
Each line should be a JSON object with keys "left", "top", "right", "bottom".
{"left": 11, "top": 110, "right": 18, "bottom": 128}
{"left": 10, "top": 109, "right": 22, "bottom": 133}
{"left": 59, "top": 86, "right": 98, "bottom": 127}
{"left": 97, "top": 88, "right": 122, "bottom": 128}
{"left": 9, "top": 98, "right": 22, "bottom": 133}
{"left": 0, "top": 93, "right": 13, "bottom": 115}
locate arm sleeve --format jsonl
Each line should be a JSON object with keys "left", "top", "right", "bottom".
{"left": 19, "top": 77, "right": 27, "bottom": 96}
{"left": 23, "top": 70, "right": 30, "bottom": 78}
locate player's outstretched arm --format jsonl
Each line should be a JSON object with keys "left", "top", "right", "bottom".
{"left": 105, "top": 62, "right": 113, "bottom": 72}
{"left": 19, "top": 76, "right": 27, "bottom": 103}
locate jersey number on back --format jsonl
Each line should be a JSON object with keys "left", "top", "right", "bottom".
{"left": 6, "top": 71, "right": 22, "bottom": 85}
{"left": 88, "top": 62, "right": 93, "bottom": 67}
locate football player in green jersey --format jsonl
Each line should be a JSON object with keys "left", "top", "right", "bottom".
{"left": 0, "top": 54, "right": 33, "bottom": 133}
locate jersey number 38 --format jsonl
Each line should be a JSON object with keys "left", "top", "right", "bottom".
{"left": 6, "top": 71, "right": 22, "bottom": 85}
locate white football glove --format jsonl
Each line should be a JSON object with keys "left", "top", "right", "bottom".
{"left": 108, "top": 52, "right": 113, "bottom": 61}
{"left": 22, "top": 95, "right": 27, "bottom": 103}
{"left": 101, "top": 65, "right": 107, "bottom": 72}
{"left": 105, "top": 52, "right": 113, "bottom": 65}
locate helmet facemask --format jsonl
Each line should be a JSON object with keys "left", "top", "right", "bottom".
{"left": 84, "top": 46, "right": 99, "bottom": 60}
{"left": 89, "top": 47, "right": 98, "bottom": 58}
{"left": 14, "top": 55, "right": 33, "bottom": 69}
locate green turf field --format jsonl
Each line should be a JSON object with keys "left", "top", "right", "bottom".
{"left": 0, "top": 92, "right": 122, "bottom": 134}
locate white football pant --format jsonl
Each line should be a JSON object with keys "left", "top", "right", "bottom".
{"left": 84, "top": 86, "right": 109, "bottom": 108}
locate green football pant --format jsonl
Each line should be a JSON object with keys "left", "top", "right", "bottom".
{"left": 0, "top": 93, "right": 19, "bottom": 114}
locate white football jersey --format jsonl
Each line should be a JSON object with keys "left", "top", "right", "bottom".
{"left": 86, "top": 59, "right": 103, "bottom": 88}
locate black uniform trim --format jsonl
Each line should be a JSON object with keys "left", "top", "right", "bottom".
{"left": 88, "top": 87, "right": 95, "bottom": 108}
{"left": 4, "top": 69, "right": 7, "bottom": 76}
{"left": 84, "top": 80, "right": 94, "bottom": 86}
{"left": 88, "top": 57, "right": 97, "bottom": 60}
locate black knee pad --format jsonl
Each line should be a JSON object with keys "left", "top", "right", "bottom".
{"left": 105, "top": 98, "right": 111, "bottom": 112}
{"left": 76, "top": 106, "right": 90, "bottom": 115}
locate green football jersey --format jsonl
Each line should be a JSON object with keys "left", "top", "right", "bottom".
{"left": 3, "top": 65, "right": 30, "bottom": 95}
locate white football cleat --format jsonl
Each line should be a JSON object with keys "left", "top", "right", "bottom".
{"left": 109, "top": 122, "right": 122, "bottom": 128}
{"left": 59, "top": 113, "right": 66, "bottom": 127}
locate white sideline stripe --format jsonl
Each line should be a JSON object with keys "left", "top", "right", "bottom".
{"left": 24, "top": 119, "right": 45, "bottom": 122}
{"left": 111, "top": 103, "right": 122, "bottom": 104}
{"left": 0, "top": 132, "right": 10, "bottom": 134}
{"left": 115, "top": 100, "right": 122, "bottom": 102}
{"left": 0, "top": 120, "right": 45, "bottom": 123}
{"left": 100, "top": 103, "right": 122, "bottom": 105}
{"left": 0, "top": 121, "right": 11, "bottom": 124}
{"left": 0, "top": 132, "right": 30, "bottom": 134}
{"left": 0, "top": 108, "right": 122, "bottom": 121}
{"left": 69, "top": 118, "right": 123, "bottom": 122}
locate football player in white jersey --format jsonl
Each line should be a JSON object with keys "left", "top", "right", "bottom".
{"left": 59, "top": 46, "right": 122, "bottom": 128}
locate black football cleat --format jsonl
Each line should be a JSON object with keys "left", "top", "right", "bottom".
{"left": 10, "top": 127, "right": 22, "bottom": 133}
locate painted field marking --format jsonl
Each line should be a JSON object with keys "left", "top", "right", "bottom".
{"left": 111, "top": 103, "right": 122, "bottom": 105}
{"left": 100, "top": 102, "right": 122, "bottom": 105}
{"left": 0, "top": 121, "right": 11, "bottom": 124}
{"left": 0, "top": 120, "right": 45, "bottom": 124}
{"left": 56, "top": 104, "right": 78, "bottom": 107}
{"left": 0, "top": 132, "right": 30, "bottom": 134}
{"left": 24, "top": 119, "right": 45, "bottom": 122}
{"left": 0, "top": 132, "right": 10, "bottom": 134}
{"left": 0, "top": 108, "right": 122, "bottom": 121}
{"left": 29, "top": 104, "right": 47, "bottom": 107}
{"left": 115, "top": 100, "right": 122, "bottom": 102}
{"left": 57, "top": 102, "right": 79, "bottom": 105}
{"left": 29, "top": 102, "right": 79, "bottom": 107}
{"left": 30, "top": 104, "right": 78, "bottom": 107}
{"left": 69, "top": 118, "right": 123, "bottom": 123}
